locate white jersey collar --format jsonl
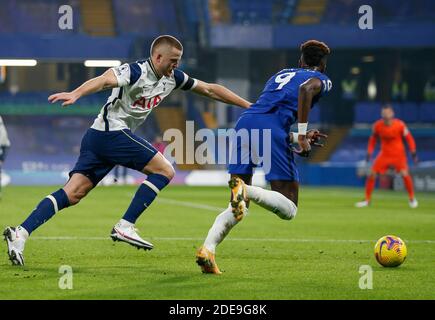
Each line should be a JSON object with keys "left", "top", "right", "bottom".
{"left": 146, "top": 58, "right": 161, "bottom": 81}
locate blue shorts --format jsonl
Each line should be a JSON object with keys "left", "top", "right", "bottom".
{"left": 228, "top": 113, "right": 298, "bottom": 182}
{"left": 70, "top": 128, "right": 158, "bottom": 186}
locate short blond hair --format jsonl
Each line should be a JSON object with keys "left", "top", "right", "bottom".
{"left": 150, "top": 35, "right": 183, "bottom": 56}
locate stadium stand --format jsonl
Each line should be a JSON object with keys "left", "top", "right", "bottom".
{"left": 208, "top": 0, "right": 298, "bottom": 25}
{"left": 420, "top": 103, "right": 435, "bottom": 123}
{"left": 0, "top": 0, "right": 81, "bottom": 34}
{"left": 337, "top": 101, "right": 435, "bottom": 164}
{"left": 291, "top": 0, "right": 327, "bottom": 25}
{"left": 80, "top": 0, "right": 115, "bottom": 36}
{"left": 323, "top": 0, "right": 435, "bottom": 24}
{"left": 229, "top": 0, "right": 274, "bottom": 24}
{"left": 0, "top": 0, "right": 434, "bottom": 187}
{"left": 208, "top": 0, "right": 435, "bottom": 26}
{"left": 354, "top": 102, "right": 435, "bottom": 124}
{"left": 113, "top": 0, "right": 179, "bottom": 37}
{"left": 330, "top": 127, "right": 435, "bottom": 163}
{"left": 2, "top": 112, "right": 160, "bottom": 166}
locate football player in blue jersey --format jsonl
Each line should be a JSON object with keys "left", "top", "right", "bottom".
{"left": 3, "top": 35, "right": 251, "bottom": 266}
{"left": 197, "top": 40, "right": 332, "bottom": 274}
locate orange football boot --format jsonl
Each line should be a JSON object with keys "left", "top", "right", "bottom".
{"left": 196, "top": 246, "right": 222, "bottom": 274}
{"left": 228, "top": 177, "right": 247, "bottom": 221}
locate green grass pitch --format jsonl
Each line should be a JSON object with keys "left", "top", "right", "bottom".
{"left": 0, "top": 185, "right": 434, "bottom": 299}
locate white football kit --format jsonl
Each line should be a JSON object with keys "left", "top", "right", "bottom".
{"left": 91, "top": 58, "right": 197, "bottom": 132}
{"left": 0, "top": 115, "right": 11, "bottom": 149}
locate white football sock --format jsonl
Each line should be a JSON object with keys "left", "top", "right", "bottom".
{"left": 204, "top": 204, "right": 247, "bottom": 254}
{"left": 16, "top": 226, "right": 29, "bottom": 240}
{"left": 246, "top": 185, "right": 297, "bottom": 220}
{"left": 119, "top": 219, "right": 134, "bottom": 228}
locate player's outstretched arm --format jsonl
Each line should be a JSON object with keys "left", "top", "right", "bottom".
{"left": 191, "top": 80, "right": 251, "bottom": 109}
{"left": 48, "top": 69, "right": 119, "bottom": 106}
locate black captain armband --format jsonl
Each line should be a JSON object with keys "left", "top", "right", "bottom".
{"left": 174, "top": 69, "right": 198, "bottom": 91}
{"left": 180, "top": 76, "right": 197, "bottom": 91}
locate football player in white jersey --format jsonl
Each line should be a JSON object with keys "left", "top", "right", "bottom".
{"left": 4, "top": 35, "right": 251, "bottom": 266}
{"left": 0, "top": 115, "right": 11, "bottom": 197}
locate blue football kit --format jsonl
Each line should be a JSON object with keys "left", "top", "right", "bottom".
{"left": 228, "top": 68, "right": 332, "bottom": 182}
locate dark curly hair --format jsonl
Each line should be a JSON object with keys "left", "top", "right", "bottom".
{"left": 300, "top": 40, "right": 330, "bottom": 67}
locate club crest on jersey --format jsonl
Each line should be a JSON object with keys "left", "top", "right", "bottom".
{"left": 132, "top": 95, "right": 162, "bottom": 110}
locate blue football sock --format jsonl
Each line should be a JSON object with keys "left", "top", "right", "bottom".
{"left": 122, "top": 174, "right": 170, "bottom": 224}
{"left": 21, "top": 189, "right": 70, "bottom": 235}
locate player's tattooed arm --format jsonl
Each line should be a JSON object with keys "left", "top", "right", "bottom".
{"left": 48, "top": 69, "right": 118, "bottom": 106}
{"left": 192, "top": 80, "right": 252, "bottom": 109}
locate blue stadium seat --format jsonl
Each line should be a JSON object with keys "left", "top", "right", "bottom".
{"left": 324, "top": 0, "right": 434, "bottom": 25}
{"left": 0, "top": 0, "right": 80, "bottom": 35}
{"left": 419, "top": 102, "right": 435, "bottom": 123}
{"left": 354, "top": 102, "right": 382, "bottom": 123}
{"left": 394, "top": 102, "right": 419, "bottom": 123}
{"left": 331, "top": 127, "right": 435, "bottom": 163}
{"left": 329, "top": 136, "right": 368, "bottom": 162}
{"left": 113, "top": 0, "right": 178, "bottom": 36}
{"left": 229, "top": 0, "right": 273, "bottom": 24}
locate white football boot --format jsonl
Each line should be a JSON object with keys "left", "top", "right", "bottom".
{"left": 110, "top": 219, "right": 153, "bottom": 250}
{"left": 409, "top": 198, "right": 418, "bottom": 209}
{"left": 355, "top": 200, "right": 370, "bottom": 208}
{"left": 3, "top": 226, "right": 27, "bottom": 266}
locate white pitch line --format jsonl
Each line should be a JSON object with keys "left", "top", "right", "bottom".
{"left": 30, "top": 236, "right": 435, "bottom": 244}
{"left": 30, "top": 198, "right": 435, "bottom": 244}
{"left": 156, "top": 197, "right": 225, "bottom": 212}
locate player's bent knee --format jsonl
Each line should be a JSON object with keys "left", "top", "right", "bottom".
{"left": 145, "top": 156, "right": 175, "bottom": 180}
{"left": 159, "top": 163, "right": 175, "bottom": 180}
{"left": 167, "top": 165, "right": 176, "bottom": 180}
{"left": 64, "top": 187, "right": 89, "bottom": 206}
{"left": 65, "top": 193, "right": 80, "bottom": 206}
{"left": 66, "top": 195, "right": 81, "bottom": 206}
